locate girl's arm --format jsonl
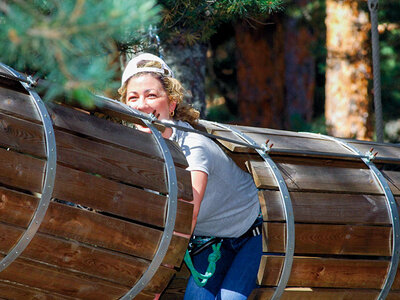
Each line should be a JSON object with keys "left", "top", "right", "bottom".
{"left": 189, "top": 170, "right": 208, "bottom": 234}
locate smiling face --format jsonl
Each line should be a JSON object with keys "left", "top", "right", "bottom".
{"left": 125, "top": 74, "right": 176, "bottom": 137}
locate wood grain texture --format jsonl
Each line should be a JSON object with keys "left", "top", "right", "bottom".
{"left": 0, "top": 187, "right": 189, "bottom": 267}
{"left": 0, "top": 256, "right": 162, "bottom": 300}
{"left": 249, "top": 161, "right": 400, "bottom": 195}
{"left": 0, "top": 111, "right": 192, "bottom": 199}
{"left": 199, "top": 121, "right": 400, "bottom": 164}
{"left": 159, "top": 265, "right": 191, "bottom": 300}
{"left": 257, "top": 256, "right": 393, "bottom": 289}
{"left": 0, "top": 222, "right": 175, "bottom": 293}
{"left": 0, "top": 86, "right": 188, "bottom": 167}
{"left": 0, "top": 111, "right": 193, "bottom": 201}
{"left": 209, "top": 129, "right": 352, "bottom": 156}
{"left": 263, "top": 222, "right": 392, "bottom": 256}
{"left": 0, "top": 147, "right": 193, "bottom": 234}
{"left": 0, "top": 280, "right": 75, "bottom": 300}
{"left": 249, "top": 287, "right": 400, "bottom": 300}
{"left": 62, "top": 96, "right": 167, "bottom": 132}
{"left": 0, "top": 256, "right": 130, "bottom": 299}
{"left": 259, "top": 191, "right": 392, "bottom": 225}
{"left": 0, "top": 80, "right": 192, "bottom": 298}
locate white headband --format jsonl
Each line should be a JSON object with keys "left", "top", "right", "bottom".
{"left": 121, "top": 53, "right": 174, "bottom": 86}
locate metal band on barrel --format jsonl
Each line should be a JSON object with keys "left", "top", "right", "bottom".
{"left": 305, "top": 132, "right": 400, "bottom": 300}
{"left": 208, "top": 121, "right": 295, "bottom": 300}
{"left": 119, "top": 104, "right": 178, "bottom": 300}
{"left": 0, "top": 63, "right": 57, "bottom": 272}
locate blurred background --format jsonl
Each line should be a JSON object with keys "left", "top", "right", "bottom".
{"left": 1, "top": 0, "right": 399, "bottom": 142}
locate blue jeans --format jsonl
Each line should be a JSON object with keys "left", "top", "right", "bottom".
{"left": 183, "top": 227, "right": 262, "bottom": 300}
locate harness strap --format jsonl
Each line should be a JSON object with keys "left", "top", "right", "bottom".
{"left": 184, "top": 242, "right": 222, "bottom": 287}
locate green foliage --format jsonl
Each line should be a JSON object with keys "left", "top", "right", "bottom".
{"left": 206, "top": 103, "right": 238, "bottom": 123}
{"left": 158, "top": 0, "right": 283, "bottom": 44}
{"left": 0, "top": 0, "right": 160, "bottom": 105}
{"left": 378, "top": 1, "right": 400, "bottom": 122}
{"left": 288, "top": 113, "right": 327, "bottom": 135}
{"left": 205, "top": 23, "right": 238, "bottom": 120}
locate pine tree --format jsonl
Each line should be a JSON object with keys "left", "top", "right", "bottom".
{"left": 127, "top": 0, "right": 283, "bottom": 117}
{"left": 0, "top": 0, "right": 160, "bottom": 106}
{"left": 325, "top": 0, "right": 372, "bottom": 140}
{"left": 0, "top": 0, "right": 283, "bottom": 110}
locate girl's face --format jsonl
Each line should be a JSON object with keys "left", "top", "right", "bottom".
{"left": 125, "top": 74, "right": 176, "bottom": 136}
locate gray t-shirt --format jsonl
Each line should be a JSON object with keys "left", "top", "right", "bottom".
{"left": 170, "top": 120, "right": 260, "bottom": 238}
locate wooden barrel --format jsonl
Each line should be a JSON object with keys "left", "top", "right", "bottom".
{"left": 3, "top": 62, "right": 400, "bottom": 300}
{"left": 0, "top": 64, "right": 194, "bottom": 299}
{"left": 197, "top": 122, "right": 400, "bottom": 300}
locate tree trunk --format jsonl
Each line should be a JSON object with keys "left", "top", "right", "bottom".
{"left": 234, "top": 16, "right": 285, "bottom": 129}
{"left": 163, "top": 42, "right": 208, "bottom": 118}
{"left": 284, "top": 0, "right": 316, "bottom": 130}
{"left": 325, "top": 0, "right": 372, "bottom": 140}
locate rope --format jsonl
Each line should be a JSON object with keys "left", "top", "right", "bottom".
{"left": 148, "top": 25, "right": 164, "bottom": 59}
{"left": 368, "top": 0, "right": 383, "bottom": 143}
{"left": 184, "top": 242, "right": 222, "bottom": 287}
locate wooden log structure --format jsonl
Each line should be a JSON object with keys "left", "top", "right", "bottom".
{"left": 2, "top": 63, "right": 400, "bottom": 299}
{"left": 0, "top": 64, "right": 194, "bottom": 299}
{"left": 188, "top": 122, "right": 400, "bottom": 300}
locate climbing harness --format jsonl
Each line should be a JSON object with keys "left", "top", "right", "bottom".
{"left": 184, "top": 237, "right": 222, "bottom": 287}
{"left": 183, "top": 212, "right": 263, "bottom": 288}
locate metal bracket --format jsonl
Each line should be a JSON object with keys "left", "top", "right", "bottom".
{"left": 0, "top": 63, "right": 57, "bottom": 272}
{"left": 206, "top": 121, "right": 294, "bottom": 300}
{"left": 118, "top": 103, "right": 178, "bottom": 300}
{"left": 304, "top": 132, "right": 399, "bottom": 300}
{"left": 368, "top": 0, "right": 379, "bottom": 11}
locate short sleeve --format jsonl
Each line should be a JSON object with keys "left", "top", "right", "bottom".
{"left": 181, "top": 134, "right": 214, "bottom": 175}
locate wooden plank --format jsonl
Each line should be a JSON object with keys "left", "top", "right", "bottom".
{"left": 233, "top": 124, "right": 400, "bottom": 164}
{"left": 0, "top": 280, "right": 155, "bottom": 300}
{"left": 257, "top": 256, "right": 393, "bottom": 289}
{"left": 241, "top": 153, "right": 368, "bottom": 169}
{"left": 67, "top": 96, "right": 167, "bottom": 132}
{"left": 348, "top": 139, "right": 400, "bottom": 162}
{"left": 199, "top": 121, "right": 400, "bottom": 164}
{"left": 160, "top": 264, "right": 191, "bottom": 300}
{"left": 259, "top": 191, "right": 392, "bottom": 225}
{"left": 0, "top": 71, "right": 154, "bottom": 134}
{"left": 249, "top": 287, "right": 400, "bottom": 300}
{"left": 0, "top": 255, "right": 159, "bottom": 299}
{"left": 0, "top": 222, "right": 175, "bottom": 294}
{"left": 237, "top": 152, "right": 371, "bottom": 174}
{"left": 270, "top": 154, "right": 367, "bottom": 169}
{"left": 0, "top": 280, "right": 75, "bottom": 300}
{"left": 0, "top": 111, "right": 193, "bottom": 201}
{"left": 263, "top": 222, "right": 392, "bottom": 256}
{"left": 0, "top": 111, "right": 45, "bottom": 157}
{"left": 0, "top": 71, "right": 28, "bottom": 94}
{"left": 0, "top": 147, "right": 193, "bottom": 234}
{"left": 239, "top": 126, "right": 400, "bottom": 164}
{"left": 249, "top": 161, "right": 400, "bottom": 195}
{"left": 0, "top": 187, "right": 189, "bottom": 267}
{"left": 210, "top": 129, "right": 352, "bottom": 156}
{"left": 198, "top": 121, "right": 318, "bottom": 140}
{"left": 0, "top": 86, "right": 188, "bottom": 167}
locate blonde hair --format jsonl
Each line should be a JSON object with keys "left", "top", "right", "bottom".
{"left": 118, "top": 61, "right": 200, "bottom": 126}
